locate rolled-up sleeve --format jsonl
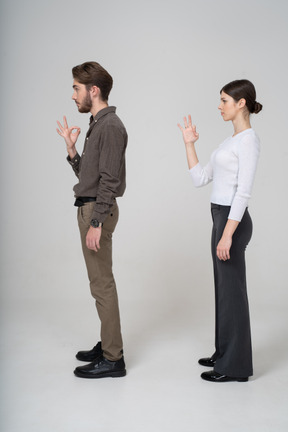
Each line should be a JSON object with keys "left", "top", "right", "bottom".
{"left": 67, "top": 153, "right": 81, "bottom": 178}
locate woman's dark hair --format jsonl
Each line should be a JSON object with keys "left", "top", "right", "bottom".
{"left": 72, "top": 61, "right": 113, "bottom": 101}
{"left": 221, "top": 79, "right": 262, "bottom": 114}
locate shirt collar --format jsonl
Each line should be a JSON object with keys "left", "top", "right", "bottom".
{"left": 89, "top": 106, "right": 116, "bottom": 124}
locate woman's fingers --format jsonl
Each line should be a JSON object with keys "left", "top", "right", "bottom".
{"left": 183, "top": 115, "right": 195, "bottom": 130}
{"left": 217, "top": 249, "right": 230, "bottom": 261}
{"left": 177, "top": 115, "right": 194, "bottom": 130}
{"left": 178, "top": 115, "right": 199, "bottom": 145}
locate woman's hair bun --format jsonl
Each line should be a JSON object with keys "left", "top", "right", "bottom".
{"left": 253, "top": 101, "right": 263, "bottom": 114}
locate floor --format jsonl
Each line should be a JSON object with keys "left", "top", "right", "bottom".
{"left": 1, "top": 293, "right": 287, "bottom": 432}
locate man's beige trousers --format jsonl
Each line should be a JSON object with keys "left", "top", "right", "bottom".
{"left": 77, "top": 200, "right": 123, "bottom": 361}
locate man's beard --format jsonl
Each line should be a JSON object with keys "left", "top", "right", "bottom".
{"left": 78, "top": 92, "right": 92, "bottom": 113}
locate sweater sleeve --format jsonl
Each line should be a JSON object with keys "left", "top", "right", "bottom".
{"left": 189, "top": 161, "right": 213, "bottom": 187}
{"left": 228, "top": 134, "right": 260, "bottom": 221}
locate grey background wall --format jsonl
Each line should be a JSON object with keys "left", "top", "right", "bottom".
{"left": 0, "top": 0, "right": 287, "bottom": 372}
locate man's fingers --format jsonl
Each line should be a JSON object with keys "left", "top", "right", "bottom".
{"left": 70, "top": 126, "right": 81, "bottom": 135}
{"left": 63, "top": 116, "right": 68, "bottom": 128}
{"left": 57, "top": 121, "right": 63, "bottom": 130}
{"left": 86, "top": 239, "right": 100, "bottom": 252}
{"left": 87, "top": 243, "right": 97, "bottom": 252}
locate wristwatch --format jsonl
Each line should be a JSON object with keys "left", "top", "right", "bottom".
{"left": 90, "top": 219, "right": 103, "bottom": 228}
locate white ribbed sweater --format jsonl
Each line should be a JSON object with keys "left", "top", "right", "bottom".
{"left": 189, "top": 128, "right": 260, "bottom": 221}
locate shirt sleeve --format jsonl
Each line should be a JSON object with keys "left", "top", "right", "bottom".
{"left": 228, "top": 134, "right": 260, "bottom": 221}
{"left": 91, "top": 125, "right": 127, "bottom": 222}
{"left": 67, "top": 152, "right": 81, "bottom": 178}
{"left": 189, "top": 161, "right": 213, "bottom": 187}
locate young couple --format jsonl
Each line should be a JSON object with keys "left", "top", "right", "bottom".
{"left": 57, "top": 61, "right": 261, "bottom": 383}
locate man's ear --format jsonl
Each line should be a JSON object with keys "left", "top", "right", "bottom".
{"left": 90, "top": 85, "right": 101, "bottom": 97}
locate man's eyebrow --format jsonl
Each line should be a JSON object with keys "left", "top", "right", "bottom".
{"left": 73, "top": 85, "right": 79, "bottom": 89}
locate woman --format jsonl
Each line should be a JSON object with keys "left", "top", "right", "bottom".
{"left": 178, "top": 79, "right": 262, "bottom": 382}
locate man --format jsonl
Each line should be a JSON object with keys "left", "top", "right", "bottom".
{"left": 56, "top": 61, "right": 127, "bottom": 379}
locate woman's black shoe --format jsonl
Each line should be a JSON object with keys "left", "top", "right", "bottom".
{"left": 201, "top": 370, "right": 248, "bottom": 382}
{"left": 198, "top": 357, "right": 216, "bottom": 367}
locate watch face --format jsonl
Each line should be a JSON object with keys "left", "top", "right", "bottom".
{"left": 91, "top": 219, "right": 99, "bottom": 228}
{"left": 91, "top": 219, "right": 103, "bottom": 228}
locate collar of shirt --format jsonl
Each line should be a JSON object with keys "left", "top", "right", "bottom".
{"left": 89, "top": 106, "right": 117, "bottom": 125}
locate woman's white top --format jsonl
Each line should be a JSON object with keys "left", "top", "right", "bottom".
{"left": 189, "top": 128, "right": 260, "bottom": 222}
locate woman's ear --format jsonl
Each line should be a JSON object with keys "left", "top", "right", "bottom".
{"left": 238, "top": 98, "right": 247, "bottom": 109}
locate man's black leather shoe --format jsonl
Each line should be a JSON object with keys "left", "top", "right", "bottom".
{"left": 201, "top": 370, "right": 248, "bottom": 382}
{"left": 76, "top": 342, "right": 103, "bottom": 362}
{"left": 74, "top": 355, "right": 126, "bottom": 379}
{"left": 198, "top": 357, "right": 216, "bottom": 367}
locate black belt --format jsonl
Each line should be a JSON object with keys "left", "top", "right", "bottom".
{"left": 74, "top": 197, "right": 96, "bottom": 207}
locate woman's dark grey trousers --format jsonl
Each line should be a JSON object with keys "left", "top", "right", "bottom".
{"left": 210, "top": 204, "right": 253, "bottom": 378}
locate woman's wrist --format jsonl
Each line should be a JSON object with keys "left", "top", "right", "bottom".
{"left": 185, "top": 140, "right": 196, "bottom": 147}
{"left": 223, "top": 219, "right": 240, "bottom": 238}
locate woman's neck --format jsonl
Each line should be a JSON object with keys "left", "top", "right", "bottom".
{"left": 232, "top": 116, "right": 251, "bottom": 136}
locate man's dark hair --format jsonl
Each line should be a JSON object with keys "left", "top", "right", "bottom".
{"left": 72, "top": 61, "right": 113, "bottom": 101}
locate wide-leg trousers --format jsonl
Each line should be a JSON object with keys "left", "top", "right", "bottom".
{"left": 210, "top": 204, "right": 253, "bottom": 378}
{"left": 77, "top": 200, "right": 123, "bottom": 361}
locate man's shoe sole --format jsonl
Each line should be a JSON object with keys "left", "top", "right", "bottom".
{"left": 74, "top": 369, "right": 126, "bottom": 379}
{"left": 76, "top": 354, "right": 102, "bottom": 362}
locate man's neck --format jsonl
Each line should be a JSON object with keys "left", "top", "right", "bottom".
{"left": 90, "top": 101, "right": 109, "bottom": 117}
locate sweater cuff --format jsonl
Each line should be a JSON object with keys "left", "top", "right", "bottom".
{"left": 228, "top": 201, "right": 246, "bottom": 222}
